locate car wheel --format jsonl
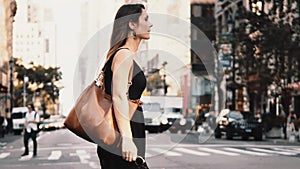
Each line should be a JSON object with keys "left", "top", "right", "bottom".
{"left": 253, "top": 130, "right": 263, "bottom": 141}
{"left": 215, "top": 132, "right": 221, "bottom": 138}
{"left": 242, "top": 136, "right": 249, "bottom": 140}
{"left": 214, "top": 128, "right": 222, "bottom": 138}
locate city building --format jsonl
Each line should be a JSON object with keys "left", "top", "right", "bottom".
{"left": 190, "top": 0, "right": 216, "bottom": 112}
{"left": 0, "top": 0, "right": 17, "bottom": 118}
{"left": 13, "top": 0, "right": 57, "bottom": 68}
{"left": 216, "top": 0, "right": 300, "bottom": 119}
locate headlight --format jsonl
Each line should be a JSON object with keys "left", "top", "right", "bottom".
{"left": 161, "top": 118, "right": 168, "bottom": 125}
{"left": 179, "top": 119, "right": 186, "bottom": 126}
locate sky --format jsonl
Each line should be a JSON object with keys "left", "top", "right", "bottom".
{"left": 25, "top": 0, "right": 84, "bottom": 115}
{"left": 50, "top": 0, "right": 83, "bottom": 115}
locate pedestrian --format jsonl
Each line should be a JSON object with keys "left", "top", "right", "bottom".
{"left": 95, "top": 3, "right": 152, "bottom": 169}
{"left": 288, "top": 111, "right": 298, "bottom": 132}
{"left": 0, "top": 115, "right": 4, "bottom": 138}
{"left": 2, "top": 117, "right": 7, "bottom": 137}
{"left": 21, "top": 104, "right": 40, "bottom": 157}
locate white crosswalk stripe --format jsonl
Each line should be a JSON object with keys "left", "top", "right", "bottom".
{"left": 248, "top": 148, "right": 298, "bottom": 156}
{"left": 271, "top": 147, "right": 300, "bottom": 154}
{"left": 76, "top": 150, "right": 91, "bottom": 163}
{"left": 198, "top": 147, "right": 239, "bottom": 156}
{"left": 18, "top": 152, "right": 33, "bottom": 161}
{"left": 174, "top": 147, "right": 210, "bottom": 156}
{"left": 223, "top": 147, "right": 269, "bottom": 156}
{"left": 145, "top": 152, "right": 152, "bottom": 158}
{"left": 150, "top": 147, "right": 182, "bottom": 156}
{"left": 48, "top": 150, "right": 62, "bottom": 160}
{"left": 0, "top": 153, "right": 10, "bottom": 159}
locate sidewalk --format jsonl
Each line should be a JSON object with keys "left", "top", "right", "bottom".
{"left": 265, "top": 134, "right": 300, "bottom": 145}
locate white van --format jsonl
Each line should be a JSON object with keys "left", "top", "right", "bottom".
{"left": 11, "top": 107, "right": 29, "bottom": 135}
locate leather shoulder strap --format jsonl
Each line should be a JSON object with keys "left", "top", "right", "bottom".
{"left": 101, "top": 48, "right": 129, "bottom": 72}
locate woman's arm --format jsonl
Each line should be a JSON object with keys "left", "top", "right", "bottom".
{"left": 111, "top": 49, "right": 137, "bottom": 162}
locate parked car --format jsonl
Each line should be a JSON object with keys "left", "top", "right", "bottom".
{"left": 11, "top": 107, "right": 29, "bottom": 135}
{"left": 143, "top": 102, "right": 164, "bottom": 133}
{"left": 162, "top": 107, "right": 193, "bottom": 133}
{"left": 214, "top": 110, "right": 263, "bottom": 140}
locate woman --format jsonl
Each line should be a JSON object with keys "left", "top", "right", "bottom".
{"left": 97, "top": 4, "right": 152, "bottom": 169}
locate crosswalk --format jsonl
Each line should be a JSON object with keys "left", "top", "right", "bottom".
{"left": 1, "top": 145, "right": 300, "bottom": 162}
{"left": 3, "top": 145, "right": 299, "bottom": 161}
{"left": 145, "top": 145, "right": 300, "bottom": 158}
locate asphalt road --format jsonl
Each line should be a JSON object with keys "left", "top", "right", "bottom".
{"left": 0, "top": 129, "right": 299, "bottom": 169}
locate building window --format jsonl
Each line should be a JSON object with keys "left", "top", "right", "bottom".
{"left": 45, "top": 39, "right": 49, "bottom": 53}
{"left": 201, "top": 5, "right": 213, "bottom": 17}
{"left": 192, "top": 5, "right": 201, "bottom": 17}
{"left": 191, "top": 27, "right": 198, "bottom": 40}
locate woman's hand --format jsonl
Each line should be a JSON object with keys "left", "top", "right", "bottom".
{"left": 122, "top": 137, "right": 137, "bottom": 162}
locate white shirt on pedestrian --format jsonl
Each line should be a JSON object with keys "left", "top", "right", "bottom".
{"left": 25, "top": 111, "right": 40, "bottom": 132}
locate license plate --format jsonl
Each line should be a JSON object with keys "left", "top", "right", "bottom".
{"left": 245, "top": 129, "right": 252, "bottom": 133}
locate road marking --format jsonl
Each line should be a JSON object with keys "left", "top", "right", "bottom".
{"left": 145, "top": 152, "right": 152, "bottom": 158}
{"left": 198, "top": 147, "right": 239, "bottom": 156}
{"left": 271, "top": 147, "right": 300, "bottom": 154}
{"left": 19, "top": 152, "right": 33, "bottom": 161}
{"left": 76, "top": 150, "right": 91, "bottom": 164}
{"left": 223, "top": 147, "right": 268, "bottom": 156}
{"left": 150, "top": 148, "right": 182, "bottom": 156}
{"left": 174, "top": 147, "right": 210, "bottom": 156}
{"left": 48, "top": 150, "right": 62, "bottom": 160}
{"left": 0, "top": 153, "right": 10, "bottom": 159}
{"left": 0, "top": 142, "right": 7, "bottom": 146}
{"left": 248, "top": 148, "right": 297, "bottom": 156}
{"left": 89, "top": 161, "right": 100, "bottom": 169}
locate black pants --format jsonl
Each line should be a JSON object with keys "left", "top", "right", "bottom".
{"left": 23, "top": 130, "right": 38, "bottom": 155}
{"left": 97, "top": 109, "right": 146, "bottom": 169}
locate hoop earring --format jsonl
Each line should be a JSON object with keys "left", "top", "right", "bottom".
{"left": 133, "top": 30, "right": 136, "bottom": 37}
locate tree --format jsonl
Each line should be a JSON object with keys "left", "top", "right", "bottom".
{"left": 13, "top": 59, "right": 62, "bottom": 110}
{"left": 236, "top": 0, "right": 300, "bottom": 114}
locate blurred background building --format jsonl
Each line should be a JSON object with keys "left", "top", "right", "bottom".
{"left": 0, "top": 0, "right": 17, "bottom": 119}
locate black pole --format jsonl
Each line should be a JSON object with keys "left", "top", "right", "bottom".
{"left": 9, "top": 59, "right": 14, "bottom": 112}
{"left": 232, "top": 41, "right": 236, "bottom": 110}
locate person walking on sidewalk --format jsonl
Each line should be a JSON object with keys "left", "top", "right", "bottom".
{"left": 21, "top": 104, "right": 40, "bottom": 157}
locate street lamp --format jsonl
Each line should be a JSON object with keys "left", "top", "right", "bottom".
{"left": 23, "top": 75, "right": 29, "bottom": 107}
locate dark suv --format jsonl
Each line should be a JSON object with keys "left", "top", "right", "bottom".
{"left": 214, "top": 110, "right": 263, "bottom": 140}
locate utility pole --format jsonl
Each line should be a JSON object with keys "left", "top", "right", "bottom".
{"left": 23, "top": 75, "right": 29, "bottom": 107}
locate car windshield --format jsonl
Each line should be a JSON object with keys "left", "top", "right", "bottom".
{"left": 228, "top": 111, "right": 244, "bottom": 120}
{"left": 143, "top": 103, "right": 161, "bottom": 111}
{"left": 165, "top": 108, "right": 182, "bottom": 114}
{"left": 11, "top": 112, "right": 26, "bottom": 119}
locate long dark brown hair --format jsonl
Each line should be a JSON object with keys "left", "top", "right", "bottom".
{"left": 106, "top": 4, "right": 145, "bottom": 59}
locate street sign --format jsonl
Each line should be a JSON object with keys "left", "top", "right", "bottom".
{"left": 219, "top": 33, "right": 233, "bottom": 43}
{"left": 219, "top": 55, "right": 232, "bottom": 68}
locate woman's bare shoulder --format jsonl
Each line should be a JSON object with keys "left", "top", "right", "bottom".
{"left": 113, "top": 49, "right": 135, "bottom": 65}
